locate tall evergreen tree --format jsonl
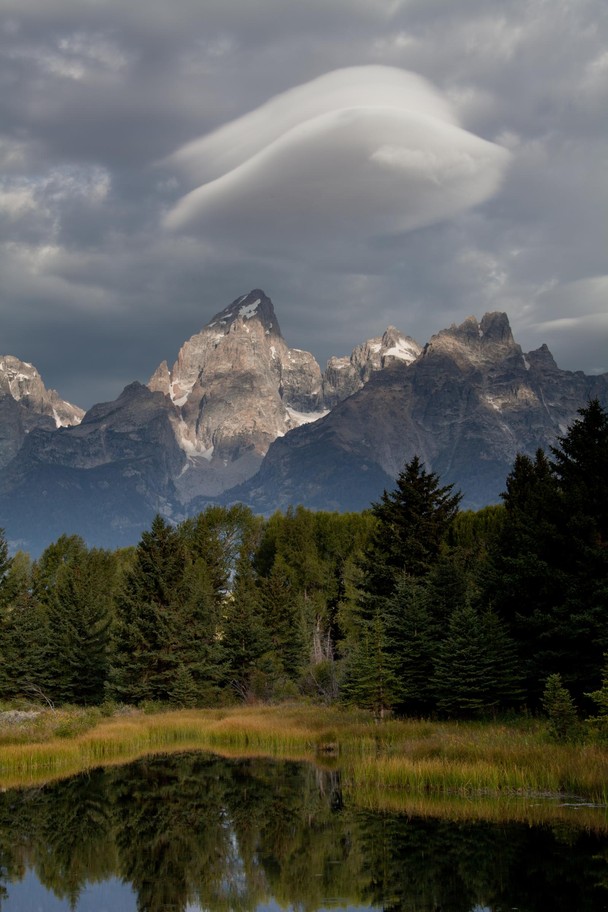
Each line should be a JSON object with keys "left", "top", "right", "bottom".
{"left": 110, "top": 516, "right": 189, "bottom": 703}
{"left": 221, "top": 520, "right": 270, "bottom": 700}
{"left": 44, "top": 546, "right": 116, "bottom": 704}
{"left": 258, "top": 556, "right": 305, "bottom": 686}
{"left": 383, "top": 574, "right": 437, "bottom": 716}
{"left": 432, "top": 604, "right": 522, "bottom": 717}
{"left": 110, "top": 515, "right": 225, "bottom": 705}
{"left": 360, "top": 455, "right": 462, "bottom": 604}
{"left": 346, "top": 457, "right": 461, "bottom": 714}
{"left": 0, "top": 549, "right": 50, "bottom": 701}
{"left": 484, "top": 450, "right": 564, "bottom": 703}
{"left": 486, "top": 401, "right": 608, "bottom": 705}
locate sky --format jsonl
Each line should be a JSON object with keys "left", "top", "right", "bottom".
{"left": 1, "top": 0, "right": 606, "bottom": 410}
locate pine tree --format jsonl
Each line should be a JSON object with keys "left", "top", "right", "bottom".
{"left": 432, "top": 603, "right": 521, "bottom": 717}
{"left": 360, "top": 455, "right": 462, "bottom": 602}
{"left": 0, "top": 550, "right": 51, "bottom": 702}
{"left": 486, "top": 402, "right": 608, "bottom": 705}
{"left": 258, "top": 557, "right": 305, "bottom": 685}
{"left": 222, "top": 522, "right": 270, "bottom": 700}
{"left": 44, "top": 547, "right": 116, "bottom": 704}
{"left": 383, "top": 575, "right": 437, "bottom": 716}
{"left": 110, "top": 515, "right": 226, "bottom": 706}
{"left": 484, "top": 450, "right": 564, "bottom": 703}
{"left": 347, "top": 457, "right": 461, "bottom": 713}
{"left": 542, "top": 674, "right": 579, "bottom": 742}
{"left": 341, "top": 610, "right": 399, "bottom": 718}
{"left": 110, "top": 515, "right": 188, "bottom": 703}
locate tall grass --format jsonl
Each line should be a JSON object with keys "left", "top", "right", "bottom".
{"left": 1, "top": 705, "right": 607, "bottom": 828}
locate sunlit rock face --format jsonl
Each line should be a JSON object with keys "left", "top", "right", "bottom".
{"left": 0, "top": 356, "right": 83, "bottom": 467}
{"left": 323, "top": 326, "right": 422, "bottom": 408}
{"left": 228, "top": 313, "right": 608, "bottom": 514}
{"left": 3, "top": 295, "right": 605, "bottom": 556}
{"left": 146, "top": 289, "right": 422, "bottom": 500}
{"left": 147, "top": 289, "right": 328, "bottom": 499}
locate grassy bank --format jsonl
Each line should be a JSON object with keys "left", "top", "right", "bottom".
{"left": 1, "top": 704, "right": 607, "bottom": 827}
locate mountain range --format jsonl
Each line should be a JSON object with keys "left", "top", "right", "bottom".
{"left": 1, "top": 290, "right": 606, "bottom": 554}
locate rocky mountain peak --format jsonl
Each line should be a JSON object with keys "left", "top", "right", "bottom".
{"left": 322, "top": 327, "right": 422, "bottom": 407}
{"left": 479, "top": 311, "right": 515, "bottom": 346}
{"left": 425, "top": 312, "right": 520, "bottom": 369}
{"left": 147, "top": 290, "right": 326, "bottom": 500}
{"left": 208, "top": 289, "right": 281, "bottom": 339}
{"left": 0, "top": 355, "right": 84, "bottom": 468}
{"left": 525, "top": 343, "right": 559, "bottom": 371}
{"left": 0, "top": 356, "right": 84, "bottom": 427}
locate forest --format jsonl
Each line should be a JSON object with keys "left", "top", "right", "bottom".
{"left": 0, "top": 399, "right": 606, "bottom": 725}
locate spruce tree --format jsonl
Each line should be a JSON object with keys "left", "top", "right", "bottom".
{"left": 347, "top": 457, "right": 461, "bottom": 714}
{"left": 383, "top": 575, "right": 437, "bottom": 716}
{"left": 432, "top": 604, "right": 521, "bottom": 717}
{"left": 0, "top": 550, "right": 51, "bottom": 702}
{"left": 44, "top": 547, "right": 115, "bottom": 704}
{"left": 110, "top": 515, "right": 188, "bottom": 703}
{"left": 222, "top": 523, "right": 270, "bottom": 700}
{"left": 360, "top": 455, "right": 462, "bottom": 604}
{"left": 486, "top": 401, "right": 608, "bottom": 705}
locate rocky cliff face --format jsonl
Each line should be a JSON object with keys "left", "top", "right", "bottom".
{"left": 2, "top": 296, "right": 605, "bottom": 555}
{"left": 323, "top": 326, "right": 421, "bottom": 407}
{"left": 0, "top": 382, "right": 186, "bottom": 550}
{"left": 147, "top": 290, "right": 327, "bottom": 498}
{"left": 0, "top": 356, "right": 84, "bottom": 468}
{"left": 227, "top": 312, "right": 608, "bottom": 513}
{"left": 0, "top": 289, "right": 414, "bottom": 552}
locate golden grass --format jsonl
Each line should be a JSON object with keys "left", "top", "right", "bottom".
{"left": 1, "top": 704, "right": 607, "bottom": 830}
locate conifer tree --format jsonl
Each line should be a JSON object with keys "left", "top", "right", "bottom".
{"left": 383, "top": 575, "right": 437, "bottom": 716}
{"left": 432, "top": 604, "right": 521, "bottom": 717}
{"left": 341, "top": 610, "right": 399, "bottom": 718}
{"left": 0, "top": 549, "right": 50, "bottom": 701}
{"left": 486, "top": 401, "right": 608, "bottom": 704}
{"left": 360, "top": 455, "right": 462, "bottom": 605}
{"left": 347, "top": 457, "right": 461, "bottom": 714}
{"left": 222, "top": 521, "right": 270, "bottom": 700}
{"left": 258, "top": 557, "right": 304, "bottom": 686}
{"left": 110, "top": 515, "right": 189, "bottom": 703}
{"left": 110, "top": 515, "right": 226, "bottom": 705}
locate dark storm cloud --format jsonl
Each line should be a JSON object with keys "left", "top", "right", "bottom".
{"left": 0, "top": 0, "right": 606, "bottom": 409}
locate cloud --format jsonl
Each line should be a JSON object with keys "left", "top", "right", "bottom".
{"left": 0, "top": 0, "right": 605, "bottom": 410}
{"left": 164, "top": 66, "right": 510, "bottom": 257}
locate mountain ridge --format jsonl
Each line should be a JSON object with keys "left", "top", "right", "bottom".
{"left": 0, "top": 291, "right": 606, "bottom": 554}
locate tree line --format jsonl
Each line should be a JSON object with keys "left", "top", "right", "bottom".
{"left": 0, "top": 399, "right": 606, "bottom": 720}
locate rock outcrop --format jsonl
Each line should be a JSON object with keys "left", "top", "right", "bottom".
{"left": 226, "top": 313, "right": 608, "bottom": 513}
{"left": 1, "top": 297, "right": 606, "bottom": 555}
{"left": 147, "top": 290, "right": 327, "bottom": 498}
{"left": 0, "top": 356, "right": 83, "bottom": 468}
{"left": 323, "top": 326, "right": 421, "bottom": 407}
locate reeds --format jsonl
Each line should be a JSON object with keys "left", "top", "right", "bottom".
{"left": 1, "top": 704, "right": 607, "bottom": 826}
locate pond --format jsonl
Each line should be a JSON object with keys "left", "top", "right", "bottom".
{"left": 1, "top": 752, "right": 608, "bottom": 911}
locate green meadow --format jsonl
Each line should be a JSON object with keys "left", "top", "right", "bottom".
{"left": 1, "top": 704, "right": 607, "bottom": 830}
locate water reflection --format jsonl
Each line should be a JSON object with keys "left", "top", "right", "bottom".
{"left": 1, "top": 752, "right": 608, "bottom": 911}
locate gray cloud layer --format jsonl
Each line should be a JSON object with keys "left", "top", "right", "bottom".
{"left": 1, "top": 0, "right": 606, "bottom": 408}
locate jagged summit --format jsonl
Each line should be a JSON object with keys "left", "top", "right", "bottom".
{"left": 147, "top": 289, "right": 326, "bottom": 499}
{"left": 0, "top": 355, "right": 84, "bottom": 427}
{"left": 0, "top": 355, "right": 84, "bottom": 468}
{"left": 208, "top": 289, "right": 281, "bottom": 338}
{"left": 1, "top": 293, "right": 606, "bottom": 556}
{"left": 422, "top": 312, "right": 522, "bottom": 372}
{"left": 323, "top": 325, "right": 422, "bottom": 407}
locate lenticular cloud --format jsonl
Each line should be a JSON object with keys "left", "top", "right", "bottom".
{"left": 164, "top": 66, "right": 510, "bottom": 251}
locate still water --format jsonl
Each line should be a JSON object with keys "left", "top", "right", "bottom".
{"left": 1, "top": 752, "right": 608, "bottom": 911}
